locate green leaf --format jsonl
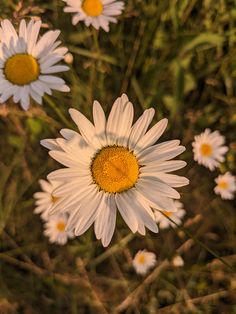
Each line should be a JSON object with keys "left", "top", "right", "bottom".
{"left": 181, "top": 33, "right": 224, "bottom": 53}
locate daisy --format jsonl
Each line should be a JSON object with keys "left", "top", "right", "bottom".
{"left": 44, "top": 213, "right": 74, "bottom": 245}
{"left": 154, "top": 200, "right": 186, "bottom": 229}
{"left": 63, "top": 0, "right": 125, "bottom": 32}
{"left": 0, "top": 19, "right": 70, "bottom": 110}
{"left": 33, "top": 179, "right": 62, "bottom": 221}
{"left": 133, "top": 250, "right": 156, "bottom": 275}
{"left": 41, "top": 94, "right": 189, "bottom": 247}
{"left": 214, "top": 172, "right": 236, "bottom": 200}
{"left": 192, "top": 129, "right": 228, "bottom": 171}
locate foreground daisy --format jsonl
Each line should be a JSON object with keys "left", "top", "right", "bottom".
{"left": 154, "top": 201, "right": 186, "bottom": 229}
{"left": 63, "top": 0, "right": 125, "bottom": 32}
{"left": 133, "top": 250, "right": 156, "bottom": 275}
{"left": 214, "top": 172, "right": 236, "bottom": 200}
{"left": 44, "top": 213, "right": 74, "bottom": 245}
{"left": 34, "top": 179, "right": 62, "bottom": 221}
{"left": 41, "top": 94, "right": 189, "bottom": 247}
{"left": 0, "top": 19, "right": 70, "bottom": 110}
{"left": 192, "top": 129, "right": 228, "bottom": 171}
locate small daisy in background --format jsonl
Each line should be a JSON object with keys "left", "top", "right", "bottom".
{"left": 41, "top": 94, "right": 189, "bottom": 247}
{"left": 44, "top": 213, "right": 74, "bottom": 245}
{"left": 172, "top": 255, "right": 184, "bottom": 267}
{"left": 154, "top": 201, "right": 186, "bottom": 229}
{"left": 192, "top": 129, "right": 228, "bottom": 171}
{"left": 34, "top": 179, "right": 62, "bottom": 221}
{"left": 63, "top": 0, "right": 125, "bottom": 32}
{"left": 214, "top": 172, "right": 236, "bottom": 200}
{"left": 133, "top": 250, "right": 156, "bottom": 275}
{"left": 0, "top": 19, "right": 70, "bottom": 110}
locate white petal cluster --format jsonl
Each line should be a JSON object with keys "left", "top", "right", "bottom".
{"left": 63, "top": 0, "right": 124, "bottom": 32}
{"left": 0, "top": 19, "right": 69, "bottom": 110}
{"left": 34, "top": 179, "right": 74, "bottom": 245}
{"left": 192, "top": 129, "right": 228, "bottom": 171}
{"left": 41, "top": 94, "right": 189, "bottom": 247}
{"left": 214, "top": 172, "right": 236, "bottom": 200}
{"left": 133, "top": 250, "right": 156, "bottom": 275}
{"left": 33, "top": 179, "right": 62, "bottom": 221}
{"left": 44, "top": 213, "right": 74, "bottom": 245}
{"left": 154, "top": 200, "right": 186, "bottom": 229}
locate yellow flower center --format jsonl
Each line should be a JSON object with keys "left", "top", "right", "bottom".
{"left": 137, "top": 254, "right": 146, "bottom": 264}
{"left": 200, "top": 143, "right": 212, "bottom": 157}
{"left": 56, "top": 221, "right": 66, "bottom": 232}
{"left": 82, "top": 0, "right": 103, "bottom": 16}
{"left": 4, "top": 54, "right": 40, "bottom": 86}
{"left": 163, "top": 211, "right": 173, "bottom": 217}
{"left": 218, "top": 181, "right": 228, "bottom": 190}
{"left": 91, "top": 146, "right": 139, "bottom": 193}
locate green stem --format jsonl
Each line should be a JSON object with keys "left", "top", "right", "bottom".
{"left": 43, "top": 95, "right": 72, "bottom": 129}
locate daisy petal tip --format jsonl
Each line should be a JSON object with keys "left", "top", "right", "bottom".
{"left": 40, "top": 139, "right": 49, "bottom": 148}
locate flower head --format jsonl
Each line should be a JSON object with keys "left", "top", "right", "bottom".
{"left": 214, "top": 172, "right": 236, "bottom": 200}
{"left": 63, "top": 0, "right": 125, "bottom": 32}
{"left": 133, "top": 250, "right": 156, "bottom": 275}
{"left": 44, "top": 213, "right": 74, "bottom": 245}
{"left": 154, "top": 200, "right": 186, "bottom": 229}
{"left": 34, "top": 179, "right": 62, "bottom": 221}
{"left": 0, "top": 19, "right": 70, "bottom": 110}
{"left": 41, "top": 94, "right": 189, "bottom": 247}
{"left": 192, "top": 129, "right": 228, "bottom": 171}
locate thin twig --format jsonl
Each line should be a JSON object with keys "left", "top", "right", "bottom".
{"left": 114, "top": 260, "right": 170, "bottom": 313}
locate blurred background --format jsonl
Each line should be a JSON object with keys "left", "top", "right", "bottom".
{"left": 0, "top": 0, "right": 236, "bottom": 313}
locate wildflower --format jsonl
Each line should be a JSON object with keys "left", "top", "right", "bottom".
{"left": 192, "top": 129, "right": 228, "bottom": 171}
{"left": 44, "top": 213, "right": 74, "bottom": 245}
{"left": 154, "top": 201, "right": 186, "bottom": 229}
{"left": 63, "top": 0, "right": 124, "bottom": 32}
{"left": 0, "top": 19, "right": 69, "bottom": 110}
{"left": 133, "top": 250, "right": 156, "bottom": 275}
{"left": 34, "top": 179, "right": 62, "bottom": 221}
{"left": 214, "top": 172, "right": 236, "bottom": 200}
{"left": 41, "top": 94, "right": 188, "bottom": 246}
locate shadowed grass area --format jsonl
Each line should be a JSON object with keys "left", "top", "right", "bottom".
{"left": 0, "top": 0, "right": 236, "bottom": 313}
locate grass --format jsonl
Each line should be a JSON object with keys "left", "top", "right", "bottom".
{"left": 0, "top": 0, "right": 236, "bottom": 313}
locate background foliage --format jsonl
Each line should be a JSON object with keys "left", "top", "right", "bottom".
{"left": 0, "top": 0, "right": 236, "bottom": 313}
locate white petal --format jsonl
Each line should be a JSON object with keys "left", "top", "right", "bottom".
{"left": 94, "top": 194, "right": 117, "bottom": 246}
{"left": 128, "top": 108, "right": 155, "bottom": 150}
{"left": 69, "top": 108, "right": 101, "bottom": 149}
{"left": 93, "top": 100, "right": 107, "bottom": 145}
{"left": 135, "top": 118, "right": 168, "bottom": 153}
{"left": 115, "top": 193, "right": 138, "bottom": 233}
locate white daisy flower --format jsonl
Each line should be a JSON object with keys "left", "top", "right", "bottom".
{"left": 133, "top": 250, "right": 156, "bottom": 275}
{"left": 214, "top": 172, "right": 236, "bottom": 200}
{"left": 41, "top": 94, "right": 189, "bottom": 247}
{"left": 154, "top": 200, "right": 186, "bottom": 229}
{"left": 34, "top": 179, "right": 62, "bottom": 221}
{"left": 63, "top": 0, "right": 125, "bottom": 32}
{"left": 44, "top": 213, "right": 74, "bottom": 245}
{"left": 192, "top": 129, "right": 228, "bottom": 171}
{"left": 172, "top": 255, "right": 184, "bottom": 267}
{"left": 0, "top": 19, "right": 70, "bottom": 110}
